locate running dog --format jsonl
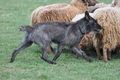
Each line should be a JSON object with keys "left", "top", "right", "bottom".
{"left": 10, "top": 11, "right": 102, "bottom": 64}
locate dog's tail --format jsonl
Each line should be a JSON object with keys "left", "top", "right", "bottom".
{"left": 19, "top": 25, "right": 34, "bottom": 32}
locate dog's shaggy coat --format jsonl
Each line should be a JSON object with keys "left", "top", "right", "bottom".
{"left": 10, "top": 11, "right": 102, "bottom": 64}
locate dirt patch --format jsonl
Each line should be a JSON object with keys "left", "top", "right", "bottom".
{"left": 4, "top": 68, "right": 32, "bottom": 71}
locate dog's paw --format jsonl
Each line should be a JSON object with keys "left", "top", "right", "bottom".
{"left": 88, "top": 59, "right": 93, "bottom": 62}
{"left": 50, "top": 61, "right": 57, "bottom": 64}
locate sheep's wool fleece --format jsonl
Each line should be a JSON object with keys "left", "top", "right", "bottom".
{"left": 38, "top": 0, "right": 87, "bottom": 22}
{"left": 93, "top": 7, "right": 120, "bottom": 50}
{"left": 31, "top": 3, "right": 68, "bottom": 25}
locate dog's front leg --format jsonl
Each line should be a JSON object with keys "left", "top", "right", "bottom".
{"left": 52, "top": 44, "right": 65, "bottom": 61}
{"left": 70, "top": 46, "right": 93, "bottom": 62}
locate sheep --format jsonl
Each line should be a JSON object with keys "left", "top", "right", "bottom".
{"left": 72, "top": 6, "right": 120, "bottom": 62}
{"left": 86, "top": 0, "right": 99, "bottom": 6}
{"left": 88, "top": 3, "right": 110, "bottom": 13}
{"left": 31, "top": 3, "right": 68, "bottom": 26}
{"left": 111, "top": 0, "right": 120, "bottom": 55}
{"left": 31, "top": 0, "right": 99, "bottom": 24}
{"left": 88, "top": 0, "right": 120, "bottom": 13}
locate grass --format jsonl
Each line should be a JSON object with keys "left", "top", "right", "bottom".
{"left": 0, "top": 0, "right": 120, "bottom": 80}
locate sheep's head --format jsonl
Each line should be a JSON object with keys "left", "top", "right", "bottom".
{"left": 86, "top": 0, "right": 99, "bottom": 6}
{"left": 111, "top": 0, "right": 118, "bottom": 7}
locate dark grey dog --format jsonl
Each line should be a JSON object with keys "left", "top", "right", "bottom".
{"left": 10, "top": 11, "right": 102, "bottom": 64}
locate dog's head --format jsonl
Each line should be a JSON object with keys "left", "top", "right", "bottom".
{"left": 19, "top": 25, "right": 33, "bottom": 32}
{"left": 82, "top": 11, "right": 102, "bottom": 34}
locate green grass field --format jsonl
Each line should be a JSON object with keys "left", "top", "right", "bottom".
{"left": 1, "top": 0, "right": 120, "bottom": 80}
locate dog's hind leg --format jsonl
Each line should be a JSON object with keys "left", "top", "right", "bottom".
{"left": 70, "top": 46, "right": 93, "bottom": 62}
{"left": 52, "top": 44, "right": 65, "bottom": 61}
{"left": 41, "top": 45, "right": 56, "bottom": 64}
{"left": 10, "top": 41, "right": 33, "bottom": 63}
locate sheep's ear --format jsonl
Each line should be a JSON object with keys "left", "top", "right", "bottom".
{"left": 85, "top": 11, "right": 90, "bottom": 21}
{"left": 82, "top": 0, "right": 87, "bottom": 3}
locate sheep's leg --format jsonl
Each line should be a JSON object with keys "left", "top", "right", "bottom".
{"left": 76, "top": 53, "right": 80, "bottom": 58}
{"left": 10, "top": 41, "right": 33, "bottom": 63}
{"left": 95, "top": 46, "right": 102, "bottom": 60}
{"left": 107, "top": 51, "right": 111, "bottom": 60}
{"left": 52, "top": 44, "right": 64, "bottom": 61}
{"left": 70, "top": 47, "right": 93, "bottom": 62}
{"left": 103, "top": 46, "right": 108, "bottom": 62}
{"left": 48, "top": 49, "right": 53, "bottom": 55}
{"left": 116, "top": 47, "right": 120, "bottom": 57}
{"left": 118, "top": 49, "right": 120, "bottom": 57}
{"left": 48, "top": 46, "right": 54, "bottom": 55}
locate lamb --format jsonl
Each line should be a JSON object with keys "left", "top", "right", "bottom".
{"left": 72, "top": 6, "right": 120, "bottom": 62}
{"left": 31, "top": 0, "right": 99, "bottom": 24}
{"left": 10, "top": 11, "right": 102, "bottom": 64}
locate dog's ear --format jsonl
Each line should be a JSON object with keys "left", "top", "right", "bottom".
{"left": 85, "top": 11, "right": 90, "bottom": 21}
